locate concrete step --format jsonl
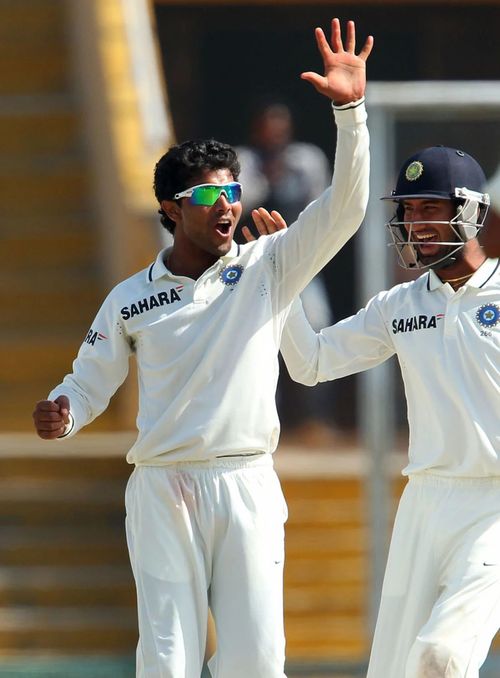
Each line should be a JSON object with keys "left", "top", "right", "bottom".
{"left": 0, "top": 656, "right": 136, "bottom": 678}
{"left": 0, "top": 279, "right": 102, "bottom": 332}
{"left": 0, "top": 161, "right": 88, "bottom": 214}
{"left": 0, "top": 2, "right": 66, "bottom": 42}
{"left": 0, "top": 3, "right": 67, "bottom": 97}
{"left": 285, "top": 613, "right": 367, "bottom": 659}
{"left": 0, "top": 607, "right": 137, "bottom": 653}
{"left": 0, "top": 566, "right": 135, "bottom": 608}
{"left": 0, "top": 384, "right": 124, "bottom": 434}
{"left": 0, "top": 451, "right": 132, "bottom": 481}
{"left": 0, "top": 219, "right": 96, "bottom": 273}
{"left": 0, "top": 477, "right": 126, "bottom": 526}
{"left": 0, "top": 108, "right": 79, "bottom": 156}
{"left": 285, "top": 525, "right": 366, "bottom": 557}
{"left": 285, "top": 556, "right": 365, "bottom": 586}
{"left": 286, "top": 583, "right": 365, "bottom": 616}
{"left": 0, "top": 527, "right": 129, "bottom": 568}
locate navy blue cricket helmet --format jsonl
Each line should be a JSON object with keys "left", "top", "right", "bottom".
{"left": 382, "top": 146, "right": 490, "bottom": 269}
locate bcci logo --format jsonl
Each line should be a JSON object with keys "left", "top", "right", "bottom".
{"left": 475, "top": 303, "right": 500, "bottom": 328}
{"left": 405, "top": 161, "right": 424, "bottom": 182}
{"left": 220, "top": 264, "right": 244, "bottom": 286}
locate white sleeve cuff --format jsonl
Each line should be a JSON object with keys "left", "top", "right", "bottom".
{"left": 332, "top": 97, "right": 367, "bottom": 124}
{"left": 57, "top": 412, "right": 75, "bottom": 440}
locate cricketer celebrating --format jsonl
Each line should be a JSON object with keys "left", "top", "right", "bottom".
{"left": 279, "top": 146, "right": 500, "bottom": 677}
{"left": 32, "top": 19, "right": 373, "bottom": 678}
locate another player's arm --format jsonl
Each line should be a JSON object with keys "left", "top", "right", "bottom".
{"left": 281, "top": 296, "right": 396, "bottom": 386}
{"left": 243, "top": 209, "right": 396, "bottom": 384}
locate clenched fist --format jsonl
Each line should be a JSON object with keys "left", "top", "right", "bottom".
{"left": 32, "top": 395, "right": 71, "bottom": 440}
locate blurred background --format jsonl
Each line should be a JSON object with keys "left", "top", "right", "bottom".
{"left": 1, "top": 0, "right": 499, "bottom": 676}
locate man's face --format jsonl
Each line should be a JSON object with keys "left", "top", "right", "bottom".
{"left": 172, "top": 168, "right": 242, "bottom": 259}
{"left": 402, "top": 198, "right": 458, "bottom": 266}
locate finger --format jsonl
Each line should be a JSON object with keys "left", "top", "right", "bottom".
{"left": 34, "top": 411, "right": 65, "bottom": 423}
{"left": 241, "top": 225, "right": 256, "bottom": 242}
{"left": 55, "top": 395, "right": 70, "bottom": 422}
{"left": 329, "top": 18, "right": 343, "bottom": 53}
{"left": 257, "top": 210, "right": 280, "bottom": 234}
{"left": 34, "top": 400, "right": 60, "bottom": 412}
{"left": 344, "top": 20, "right": 355, "bottom": 53}
{"left": 269, "top": 210, "right": 288, "bottom": 230}
{"left": 252, "top": 208, "right": 274, "bottom": 236}
{"left": 55, "top": 394, "right": 70, "bottom": 412}
{"left": 300, "top": 72, "right": 327, "bottom": 93}
{"left": 314, "top": 27, "right": 333, "bottom": 60}
{"left": 358, "top": 34, "right": 374, "bottom": 61}
{"left": 36, "top": 419, "right": 65, "bottom": 433}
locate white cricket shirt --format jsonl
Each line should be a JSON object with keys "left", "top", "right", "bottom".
{"left": 281, "top": 258, "right": 500, "bottom": 477}
{"left": 50, "top": 102, "right": 369, "bottom": 465}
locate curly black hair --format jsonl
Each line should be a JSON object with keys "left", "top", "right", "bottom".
{"left": 153, "top": 139, "right": 240, "bottom": 234}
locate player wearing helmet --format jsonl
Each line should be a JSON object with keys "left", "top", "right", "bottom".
{"left": 383, "top": 146, "right": 490, "bottom": 277}
{"left": 250, "top": 146, "right": 499, "bottom": 678}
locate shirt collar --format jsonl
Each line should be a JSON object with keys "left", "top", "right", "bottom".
{"left": 427, "top": 257, "right": 499, "bottom": 291}
{"left": 146, "top": 241, "right": 241, "bottom": 283}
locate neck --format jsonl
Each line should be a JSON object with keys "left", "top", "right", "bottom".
{"left": 437, "top": 240, "right": 486, "bottom": 288}
{"left": 166, "top": 247, "right": 219, "bottom": 280}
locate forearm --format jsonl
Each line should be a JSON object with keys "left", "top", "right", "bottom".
{"left": 281, "top": 292, "right": 396, "bottom": 386}
{"left": 280, "top": 298, "right": 322, "bottom": 386}
{"left": 272, "top": 100, "right": 369, "bottom": 304}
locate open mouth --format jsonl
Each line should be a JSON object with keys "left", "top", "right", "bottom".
{"left": 413, "top": 231, "right": 439, "bottom": 253}
{"left": 215, "top": 221, "right": 232, "bottom": 237}
{"left": 414, "top": 231, "right": 437, "bottom": 242}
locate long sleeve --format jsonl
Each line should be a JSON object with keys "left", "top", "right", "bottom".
{"left": 265, "top": 100, "right": 370, "bottom": 309}
{"left": 280, "top": 294, "right": 395, "bottom": 385}
{"left": 48, "top": 290, "right": 133, "bottom": 437}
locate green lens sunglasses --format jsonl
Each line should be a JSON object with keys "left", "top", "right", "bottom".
{"left": 173, "top": 182, "right": 242, "bottom": 206}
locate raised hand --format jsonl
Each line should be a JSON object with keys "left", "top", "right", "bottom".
{"left": 302, "top": 18, "right": 373, "bottom": 105}
{"left": 241, "top": 208, "right": 288, "bottom": 242}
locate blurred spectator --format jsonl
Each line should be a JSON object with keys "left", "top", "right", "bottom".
{"left": 237, "top": 102, "right": 339, "bottom": 446}
{"left": 482, "top": 163, "right": 500, "bottom": 258}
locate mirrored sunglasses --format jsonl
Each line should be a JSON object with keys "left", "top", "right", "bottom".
{"left": 173, "top": 182, "right": 242, "bottom": 206}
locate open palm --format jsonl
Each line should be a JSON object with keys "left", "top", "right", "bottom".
{"left": 302, "top": 18, "right": 374, "bottom": 105}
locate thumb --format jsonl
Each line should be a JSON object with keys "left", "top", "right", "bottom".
{"left": 300, "top": 72, "right": 327, "bottom": 92}
{"left": 241, "top": 225, "right": 256, "bottom": 242}
{"left": 55, "top": 395, "right": 70, "bottom": 419}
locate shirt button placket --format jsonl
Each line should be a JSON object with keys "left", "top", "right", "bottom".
{"left": 443, "top": 288, "right": 464, "bottom": 338}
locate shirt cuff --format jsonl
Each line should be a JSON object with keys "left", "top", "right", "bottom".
{"left": 57, "top": 412, "right": 75, "bottom": 440}
{"left": 332, "top": 97, "right": 367, "bottom": 124}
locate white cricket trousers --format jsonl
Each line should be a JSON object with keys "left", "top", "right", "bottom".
{"left": 125, "top": 455, "right": 288, "bottom": 678}
{"left": 367, "top": 474, "right": 500, "bottom": 678}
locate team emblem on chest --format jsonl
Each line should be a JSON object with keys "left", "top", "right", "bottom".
{"left": 220, "top": 264, "right": 244, "bottom": 286}
{"left": 475, "top": 303, "right": 500, "bottom": 328}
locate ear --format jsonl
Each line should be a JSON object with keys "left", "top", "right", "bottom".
{"left": 161, "top": 199, "right": 182, "bottom": 224}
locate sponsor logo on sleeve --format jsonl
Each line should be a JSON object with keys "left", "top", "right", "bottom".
{"left": 84, "top": 329, "right": 108, "bottom": 346}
